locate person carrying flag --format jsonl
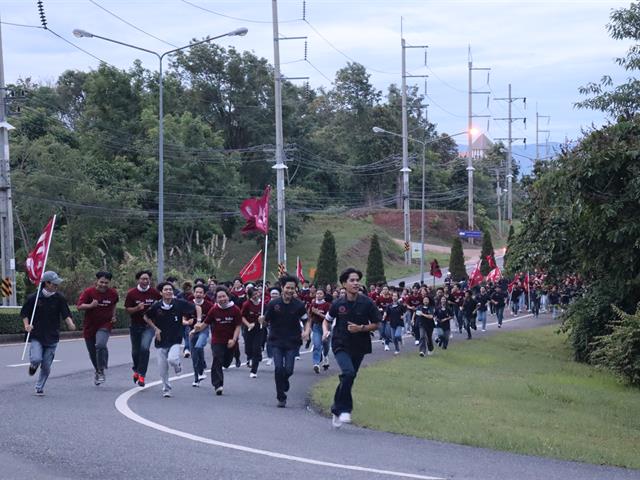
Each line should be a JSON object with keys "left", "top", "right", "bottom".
{"left": 21, "top": 271, "right": 76, "bottom": 396}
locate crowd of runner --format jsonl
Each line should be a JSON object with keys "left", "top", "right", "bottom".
{"left": 20, "top": 266, "right": 583, "bottom": 428}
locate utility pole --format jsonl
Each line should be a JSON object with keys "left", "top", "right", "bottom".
{"left": 495, "top": 169, "right": 502, "bottom": 237}
{"left": 467, "top": 46, "right": 490, "bottom": 237}
{"left": 270, "top": 0, "right": 307, "bottom": 271}
{"left": 0, "top": 22, "right": 17, "bottom": 306}
{"left": 400, "top": 28, "right": 428, "bottom": 265}
{"left": 494, "top": 84, "right": 526, "bottom": 223}
{"left": 536, "top": 107, "right": 550, "bottom": 161}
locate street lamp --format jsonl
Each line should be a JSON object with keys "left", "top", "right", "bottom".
{"left": 373, "top": 126, "right": 472, "bottom": 284}
{"left": 74, "top": 27, "right": 248, "bottom": 281}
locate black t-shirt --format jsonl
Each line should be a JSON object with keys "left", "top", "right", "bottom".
{"left": 434, "top": 306, "right": 452, "bottom": 330}
{"left": 491, "top": 291, "right": 506, "bottom": 308}
{"left": 264, "top": 297, "right": 308, "bottom": 350}
{"left": 20, "top": 292, "right": 72, "bottom": 346}
{"left": 416, "top": 305, "right": 435, "bottom": 328}
{"left": 476, "top": 293, "right": 489, "bottom": 312}
{"left": 146, "top": 299, "right": 195, "bottom": 348}
{"left": 462, "top": 298, "right": 476, "bottom": 317}
{"left": 385, "top": 303, "right": 406, "bottom": 329}
{"left": 327, "top": 294, "right": 381, "bottom": 355}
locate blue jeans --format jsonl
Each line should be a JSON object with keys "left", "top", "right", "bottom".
{"left": 85, "top": 328, "right": 110, "bottom": 372}
{"left": 495, "top": 306, "right": 504, "bottom": 326}
{"left": 311, "top": 323, "right": 329, "bottom": 365}
{"left": 271, "top": 345, "right": 297, "bottom": 402}
{"left": 30, "top": 339, "right": 58, "bottom": 391}
{"left": 379, "top": 321, "right": 392, "bottom": 345}
{"left": 182, "top": 326, "right": 191, "bottom": 352}
{"left": 332, "top": 350, "right": 365, "bottom": 415}
{"left": 190, "top": 329, "right": 210, "bottom": 380}
{"left": 392, "top": 326, "right": 403, "bottom": 352}
{"left": 130, "top": 324, "right": 155, "bottom": 376}
{"left": 477, "top": 310, "right": 487, "bottom": 330}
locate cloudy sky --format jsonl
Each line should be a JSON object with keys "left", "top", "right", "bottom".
{"left": 1, "top": 0, "right": 632, "bottom": 163}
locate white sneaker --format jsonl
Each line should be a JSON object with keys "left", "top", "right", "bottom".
{"left": 384, "top": 344, "right": 390, "bottom": 351}
{"left": 192, "top": 380, "right": 200, "bottom": 387}
{"left": 265, "top": 359, "right": 273, "bottom": 366}
{"left": 215, "top": 386, "right": 223, "bottom": 396}
{"left": 249, "top": 373, "right": 257, "bottom": 378}
{"left": 427, "top": 351, "right": 433, "bottom": 356}
{"left": 338, "top": 412, "right": 352, "bottom": 424}
{"left": 332, "top": 414, "right": 343, "bottom": 429}
{"left": 482, "top": 328, "right": 486, "bottom": 332}
{"left": 414, "top": 340, "right": 419, "bottom": 345}
{"left": 183, "top": 349, "right": 191, "bottom": 358}
{"left": 163, "top": 390, "right": 172, "bottom": 398}
{"left": 419, "top": 351, "right": 425, "bottom": 357}
{"left": 199, "top": 374, "right": 207, "bottom": 381}
{"left": 394, "top": 351, "right": 399, "bottom": 355}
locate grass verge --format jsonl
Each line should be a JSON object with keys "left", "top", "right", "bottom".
{"left": 311, "top": 326, "right": 640, "bottom": 469}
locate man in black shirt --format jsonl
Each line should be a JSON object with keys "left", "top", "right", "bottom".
{"left": 323, "top": 267, "right": 380, "bottom": 428}
{"left": 260, "top": 275, "right": 309, "bottom": 408}
{"left": 145, "top": 282, "right": 198, "bottom": 397}
{"left": 21, "top": 271, "right": 76, "bottom": 396}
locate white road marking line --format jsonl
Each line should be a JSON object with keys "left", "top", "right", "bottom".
{"left": 7, "top": 360, "right": 60, "bottom": 367}
{"left": 115, "top": 379, "right": 444, "bottom": 480}
{"left": 112, "top": 313, "right": 539, "bottom": 479}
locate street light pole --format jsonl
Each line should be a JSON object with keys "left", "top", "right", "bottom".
{"left": 73, "top": 27, "right": 247, "bottom": 281}
{"left": 373, "top": 127, "right": 471, "bottom": 284}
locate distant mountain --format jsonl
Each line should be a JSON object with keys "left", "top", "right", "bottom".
{"left": 457, "top": 142, "right": 562, "bottom": 177}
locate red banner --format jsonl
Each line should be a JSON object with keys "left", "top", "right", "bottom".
{"left": 239, "top": 250, "right": 263, "bottom": 283}
{"left": 240, "top": 186, "right": 270, "bottom": 235}
{"left": 25, "top": 217, "right": 56, "bottom": 285}
{"left": 468, "top": 260, "right": 484, "bottom": 288}
{"left": 486, "top": 266, "right": 502, "bottom": 283}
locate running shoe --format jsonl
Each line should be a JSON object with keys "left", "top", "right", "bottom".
{"left": 133, "top": 372, "right": 139, "bottom": 384}
{"left": 28, "top": 364, "right": 38, "bottom": 376}
{"left": 313, "top": 364, "right": 320, "bottom": 374}
{"left": 338, "top": 412, "right": 352, "bottom": 424}
{"left": 419, "top": 351, "right": 425, "bottom": 357}
{"left": 215, "top": 386, "right": 224, "bottom": 396}
{"left": 277, "top": 399, "right": 286, "bottom": 408}
{"left": 35, "top": 388, "right": 45, "bottom": 396}
{"left": 331, "top": 414, "right": 342, "bottom": 429}
{"left": 137, "top": 375, "right": 146, "bottom": 387}
{"left": 183, "top": 349, "right": 191, "bottom": 359}
{"left": 163, "top": 390, "right": 172, "bottom": 398}
{"left": 384, "top": 344, "right": 390, "bottom": 351}
{"left": 249, "top": 373, "right": 258, "bottom": 378}
{"left": 192, "top": 380, "right": 200, "bottom": 387}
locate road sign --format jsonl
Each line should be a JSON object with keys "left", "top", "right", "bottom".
{"left": 458, "top": 230, "right": 482, "bottom": 239}
{"left": 403, "top": 241, "right": 410, "bottom": 252}
{"left": 1, "top": 277, "right": 12, "bottom": 298}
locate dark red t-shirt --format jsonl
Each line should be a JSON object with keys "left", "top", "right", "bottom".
{"left": 124, "top": 287, "right": 161, "bottom": 326}
{"left": 376, "top": 294, "right": 393, "bottom": 311}
{"left": 77, "top": 287, "right": 119, "bottom": 339}
{"left": 205, "top": 303, "right": 242, "bottom": 344}
{"left": 241, "top": 300, "right": 262, "bottom": 324}
{"left": 407, "top": 293, "right": 423, "bottom": 310}
{"left": 308, "top": 300, "right": 331, "bottom": 324}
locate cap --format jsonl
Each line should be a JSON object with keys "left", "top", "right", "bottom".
{"left": 41, "top": 271, "right": 63, "bottom": 285}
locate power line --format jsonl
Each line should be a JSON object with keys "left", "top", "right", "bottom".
{"left": 179, "top": 0, "right": 301, "bottom": 24}
{"left": 87, "top": 0, "right": 179, "bottom": 48}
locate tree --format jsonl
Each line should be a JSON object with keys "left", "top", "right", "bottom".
{"left": 479, "top": 228, "right": 496, "bottom": 276}
{"left": 503, "top": 224, "right": 515, "bottom": 274}
{"left": 575, "top": 3, "right": 640, "bottom": 119}
{"left": 314, "top": 231, "right": 337, "bottom": 287}
{"left": 449, "top": 237, "right": 467, "bottom": 281}
{"left": 366, "top": 234, "right": 386, "bottom": 285}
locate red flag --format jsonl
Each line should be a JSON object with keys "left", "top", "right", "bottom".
{"left": 486, "top": 266, "right": 502, "bottom": 283}
{"left": 430, "top": 259, "right": 442, "bottom": 278}
{"left": 239, "top": 250, "right": 263, "bottom": 283}
{"left": 296, "top": 257, "right": 305, "bottom": 283}
{"left": 468, "top": 260, "right": 484, "bottom": 288}
{"left": 240, "top": 186, "right": 270, "bottom": 235}
{"left": 486, "top": 255, "right": 497, "bottom": 270}
{"left": 25, "top": 217, "right": 56, "bottom": 285}
{"left": 507, "top": 276, "right": 519, "bottom": 294}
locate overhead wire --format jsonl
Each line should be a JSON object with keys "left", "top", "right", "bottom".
{"left": 179, "top": 0, "right": 301, "bottom": 24}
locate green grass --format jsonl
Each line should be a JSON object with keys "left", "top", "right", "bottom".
{"left": 311, "top": 326, "right": 640, "bottom": 469}
{"left": 218, "top": 214, "right": 449, "bottom": 283}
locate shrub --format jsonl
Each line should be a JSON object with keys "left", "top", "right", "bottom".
{"left": 449, "top": 237, "right": 467, "bottom": 281}
{"left": 366, "top": 234, "right": 386, "bottom": 285}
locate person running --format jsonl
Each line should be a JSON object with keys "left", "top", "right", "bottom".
{"left": 323, "top": 267, "right": 380, "bottom": 428}
{"left": 77, "top": 271, "right": 119, "bottom": 386}
{"left": 406, "top": 284, "right": 423, "bottom": 345}
{"left": 192, "top": 287, "right": 241, "bottom": 395}
{"left": 263, "top": 287, "right": 281, "bottom": 367}
{"left": 434, "top": 296, "right": 453, "bottom": 349}
{"left": 124, "top": 270, "right": 161, "bottom": 387}
{"left": 259, "top": 275, "right": 309, "bottom": 408}
{"left": 476, "top": 286, "right": 490, "bottom": 332}
{"left": 188, "top": 284, "right": 214, "bottom": 386}
{"left": 490, "top": 285, "right": 507, "bottom": 328}
{"left": 21, "top": 271, "right": 76, "bottom": 396}
{"left": 383, "top": 291, "right": 406, "bottom": 355}
{"left": 306, "top": 287, "right": 332, "bottom": 373}
{"left": 241, "top": 286, "right": 264, "bottom": 378}
{"left": 375, "top": 286, "right": 393, "bottom": 350}
{"left": 144, "top": 282, "right": 199, "bottom": 397}
{"left": 415, "top": 295, "right": 435, "bottom": 356}
{"left": 461, "top": 290, "right": 476, "bottom": 339}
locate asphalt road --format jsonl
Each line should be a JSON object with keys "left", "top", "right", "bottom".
{"left": 1, "top": 312, "right": 638, "bottom": 480}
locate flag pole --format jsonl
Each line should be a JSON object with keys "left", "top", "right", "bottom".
{"left": 260, "top": 234, "right": 268, "bottom": 317}
{"left": 527, "top": 271, "right": 531, "bottom": 312}
{"left": 21, "top": 215, "right": 57, "bottom": 361}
